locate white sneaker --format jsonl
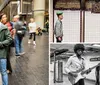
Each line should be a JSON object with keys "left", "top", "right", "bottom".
{"left": 33, "top": 41, "right": 36, "bottom": 46}
{"left": 28, "top": 40, "right": 31, "bottom": 44}
{"left": 19, "top": 52, "right": 25, "bottom": 55}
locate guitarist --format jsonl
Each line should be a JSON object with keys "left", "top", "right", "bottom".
{"left": 64, "top": 44, "right": 91, "bottom": 85}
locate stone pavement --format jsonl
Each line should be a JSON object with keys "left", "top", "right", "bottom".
{"left": 7, "top": 33, "right": 49, "bottom": 85}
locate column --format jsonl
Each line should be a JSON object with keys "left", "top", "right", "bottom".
{"left": 80, "top": 10, "right": 85, "bottom": 42}
{"left": 50, "top": 0, "right": 53, "bottom": 42}
{"left": 33, "top": 0, "right": 45, "bottom": 29}
{"left": 17, "top": 0, "right": 21, "bottom": 15}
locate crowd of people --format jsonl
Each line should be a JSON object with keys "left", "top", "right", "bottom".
{"left": 0, "top": 13, "right": 39, "bottom": 85}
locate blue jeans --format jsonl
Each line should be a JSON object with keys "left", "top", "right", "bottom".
{"left": 15, "top": 35, "right": 23, "bottom": 56}
{"left": 0, "top": 59, "right": 8, "bottom": 85}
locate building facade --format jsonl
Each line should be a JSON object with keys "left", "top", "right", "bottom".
{"left": 0, "top": 0, "right": 49, "bottom": 29}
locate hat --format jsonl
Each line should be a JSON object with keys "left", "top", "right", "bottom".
{"left": 56, "top": 11, "right": 63, "bottom": 15}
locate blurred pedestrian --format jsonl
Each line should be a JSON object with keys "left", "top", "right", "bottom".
{"left": 1, "top": 14, "right": 14, "bottom": 74}
{"left": 45, "top": 20, "right": 49, "bottom": 33}
{"left": 13, "top": 15, "right": 25, "bottom": 58}
{"left": 23, "top": 21, "right": 27, "bottom": 27}
{"left": 28, "top": 18, "right": 37, "bottom": 45}
{"left": 54, "top": 11, "right": 63, "bottom": 43}
{"left": 0, "top": 13, "right": 12, "bottom": 85}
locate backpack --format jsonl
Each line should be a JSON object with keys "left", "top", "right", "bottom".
{"left": 16, "top": 25, "right": 26, "bottom": 37}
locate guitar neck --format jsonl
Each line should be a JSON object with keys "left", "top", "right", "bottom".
{"left": 81, "top": 64, "right": 99, "bottom": 75}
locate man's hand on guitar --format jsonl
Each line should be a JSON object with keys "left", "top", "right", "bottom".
{"left": 69, "top": 72, "right": 78, "bottom": 77}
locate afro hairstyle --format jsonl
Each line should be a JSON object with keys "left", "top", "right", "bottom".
{"left": 74, "top": 44, "right": 85, "bottom": 53}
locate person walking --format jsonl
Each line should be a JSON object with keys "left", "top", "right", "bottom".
{"left": 28, "top": 18, "right": 37, "bottom": 45}
{"left": 13, "top": 15, "right": 25, "bottom": 57}
{"left": 54, "top": 11, "right": 63, "bottom": 43}
{"left": 1, "top": 13, "right": 14, "bottom": 74}
{"left": 0, "top": 13, "right": 12, "bottom": 85}
{"left": 45, "top": 20, "right": 49, "bottom": 33}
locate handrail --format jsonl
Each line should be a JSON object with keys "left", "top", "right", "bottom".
{"left": 0, "top": 0, "right": 11, "bottom": 12}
